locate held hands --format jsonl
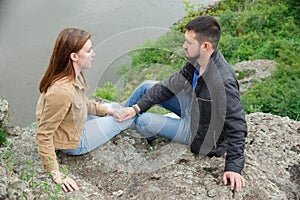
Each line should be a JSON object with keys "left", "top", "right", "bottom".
{"left": 51, "top": 170, "right": 79, "bottom": 193}
{"left": 105, "top": 103, "right": 140, "bottom": 122}
{"left": 223, "top": 171, "right": 245, "bottom": 192}
{"left": 113, "top": 107, "right": 137, "bottom": 122}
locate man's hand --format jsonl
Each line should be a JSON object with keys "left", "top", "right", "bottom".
{"left": 113, "top": 107, "right": 137, "bottom": 122}
{"left": 223, "top": 171, "right": 245, "bottom": 192}
{"left": 51, "top": 170, "right": 79, "bottom": 192}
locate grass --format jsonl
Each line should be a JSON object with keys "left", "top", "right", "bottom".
{"left": 95, "top": 0, "right": 300, "bottom": 120}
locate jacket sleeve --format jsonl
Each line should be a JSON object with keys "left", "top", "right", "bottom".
{"left": 223, "top": 79, "right": 247, "bottom": 174}
{"left": 87, "top": 99, "right": 108, "bottom": 116}
{"left": 36, "top": 87, "right": 72, "bottom": 172}
{"left": 137, "top": 67, "right": 189, "bottom": 112}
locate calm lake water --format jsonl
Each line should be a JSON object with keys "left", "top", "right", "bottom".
{"left": 0, "top": 0, "right": 219, "bottom": 127}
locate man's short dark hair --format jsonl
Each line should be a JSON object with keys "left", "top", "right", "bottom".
{"left": 186, "top": 16, "right": 221, "bottom": 49}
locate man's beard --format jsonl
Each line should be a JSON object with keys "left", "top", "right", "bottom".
{"left": 185, "top": 51, "right": 200, "bottom": 66}
{"left": 186, "top": 55, "right": 200, "bottom": 69}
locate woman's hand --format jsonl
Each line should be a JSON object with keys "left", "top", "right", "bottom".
{"left": 51, "top": 170, "right": 79, "bottom": 192}
{"left": 113, "top": 107, "right": 136, "bottom": 122}
{"left": 106, "top": 106, "right": 130, "bottom": 119}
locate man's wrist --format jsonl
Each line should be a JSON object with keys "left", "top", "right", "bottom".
{"left": 132, "top": 104, "right": 140, "bottom": 114}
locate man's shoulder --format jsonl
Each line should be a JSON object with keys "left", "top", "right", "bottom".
{"left": 213, "top": 53, "right": 236, "bottom": 81}
{"left": 182, "top": 61, "right": 194, "bottom": 70}
{"left": 180, "top": 62, "right": 195, "bottom": 78}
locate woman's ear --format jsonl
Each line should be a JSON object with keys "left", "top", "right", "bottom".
{"left": 70, "top": 52, "right": 78, "bottom": 62}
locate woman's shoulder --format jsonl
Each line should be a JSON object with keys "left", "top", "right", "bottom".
{"left": 46, "top": 78, "right": 75, "bottom": 98}
{"left": 52, "top": 78, "right": 74, "bottom": 90}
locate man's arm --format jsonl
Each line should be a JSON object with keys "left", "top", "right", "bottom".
{"left": 136, "top": 81, "right": 175, "bottom": 112}
{"left": 137, "top": 63, "right": 193, "bottom": 112}
{"left": 222, "top": 79, "right": 247, "bottom": 191}
{"left": 115, "top": 63, "right": 192, "bottom": 122}
{"left": 223, "top": 79, "right": 247, "bottom": 173}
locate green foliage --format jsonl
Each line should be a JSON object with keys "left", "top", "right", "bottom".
{"left": 242, "top": 44, "right": 300, "bottom": 120}
{"left": 1, "top": 145, "right": 65, "bottom": 199}
{"left": 128, "top": 31, "right": 186, "bottom": 71}
{"left": 117, "top": 31, "right": 187, "bottom": 101}
{"left": 216, "top": 0, "right": 300, "bottom": 64}
{"left": 0, "top": 98, "right": 12, "bottom": 145}
{"left": 129, "top": 0, "right": 300, "bottom": 120}
{"left": 172, "top": 0, "right": 300, "bottom": 64}
{"left": 95, "top": 0, "right": 300, "bottom": 120}
{"left": 0, "top": 128, "right": 8, "bottom": 145}
{"left": 93, "top": 81, "right": 118, "bottom": 101}
{"left": 120, "top": 64, "right": 179, "bottom": 101}
{"left": 284, "top": 0, "right": 300, "bottom": 26}
{"left": 214, "top": 0, "right": 300, "bottom": 120}
{"left": 20, "top": 159, "right": 39, "bottom": 188}
{"left": 173, "top": 0, "right": 206, "bottom": 32}
{"left": 235, "top": 69, "right": 255, "bottom": 80}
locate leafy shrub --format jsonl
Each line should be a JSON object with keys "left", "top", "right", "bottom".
{"left": 117, "top": 31, "right": 187, "bottom": 100}
{"left": 146, "top": 0, "right": 300, "bottom": 120}
{"left": 242, "top": 42, "right": 300, "bottom": 120}
{"left": 127, "top": 31, "right": 186, "bottom": 71}
{"left": 93, "top": 81, "right": 118, "bottom": 101}
{"left": 0, "top": 128, "right": 8, "bottom": 145}
{"left": 95, "top": 0, "right": 300, "bottom": 120}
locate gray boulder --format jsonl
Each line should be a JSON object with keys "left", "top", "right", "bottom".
{"left": 0, "top": 112, "right": 299, "bottom": 199}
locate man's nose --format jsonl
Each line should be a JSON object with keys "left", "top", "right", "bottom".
{"left": 183, "top": 41, "right": 187, "bottom": 49}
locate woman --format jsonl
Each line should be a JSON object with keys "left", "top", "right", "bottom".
{"left": 36, "top": 28, "right": 132, "bottom": 192}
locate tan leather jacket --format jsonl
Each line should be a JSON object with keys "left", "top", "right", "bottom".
{"left": 36, "top": 74, "right": 107, "bottom": 172}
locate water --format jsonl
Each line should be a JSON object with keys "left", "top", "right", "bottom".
{"left": 0, "top": 0, "right": 219, "bottom": 127}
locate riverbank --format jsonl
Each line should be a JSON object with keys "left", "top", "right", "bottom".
{"left": 0, "top": 0, "right": 221, "bottom": 127}
{"left": 0, "top": 59, "right": 299, "bottom": 199}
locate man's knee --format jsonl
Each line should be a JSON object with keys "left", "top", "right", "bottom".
{"left": 138, "top": 80, "right": 158, "bottom": 91}
{"left": 135, "top": 113, "right": 152, "bottom": 128}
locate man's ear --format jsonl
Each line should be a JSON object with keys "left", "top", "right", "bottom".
{"left": 202, "top": 41, "right": 213, "bottom": 51}
{"left": 70, "top": 52, "right": 78, "bottom": 62}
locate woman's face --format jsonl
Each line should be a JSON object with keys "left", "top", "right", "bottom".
{"left": 76, "top": 39, "right": 95, "bottom": 69}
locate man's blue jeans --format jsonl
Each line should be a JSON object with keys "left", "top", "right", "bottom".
{"left": 124, "top": 80, "right": 191, "bottom": 144}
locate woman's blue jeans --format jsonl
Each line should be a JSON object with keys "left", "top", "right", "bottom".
{"left": 60, "top": 103, "right": 133, "bottom": 155}
{"left": 124, "top": 80, "right": 191, "bottom": 145}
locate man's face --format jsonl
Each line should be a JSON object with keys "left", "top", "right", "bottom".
{"left": 183, "top": 30, "right": 201, "bottom": 61}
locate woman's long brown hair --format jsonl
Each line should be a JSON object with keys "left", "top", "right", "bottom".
{"left": 39, "top": 28, "right": 91, "bottom": 93}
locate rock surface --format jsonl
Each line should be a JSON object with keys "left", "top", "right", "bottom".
{"left": 1, "top": 60, "right": 299, "bottom": 200}
{"left": 233, "top": 59, "right": 277, "bottom": 93}
{"left": 0, "top": 112, "right": 299, "bottom": 200}
{"left": 0, "top": 98, "right": 9, "bottom": 129}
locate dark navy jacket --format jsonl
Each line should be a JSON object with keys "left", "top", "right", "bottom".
{"left": 137, "top": 49, "right": 247, "bottom": 173}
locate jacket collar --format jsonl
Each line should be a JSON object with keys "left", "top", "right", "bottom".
{"left": 200, "top": 49, "right": 220, "bottom": 78}
{"left": 73, "top": 73, "right": 87, "bottom": 90}
{"left": 185, "top": 48, "right": 220, "bottom": 76}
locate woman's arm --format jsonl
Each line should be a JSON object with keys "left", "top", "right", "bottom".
{"left": 36, "top": 86, "right": 79, "bottom": 192}
{"left": 36, "top": 87, "right": 72, "bottom": 171}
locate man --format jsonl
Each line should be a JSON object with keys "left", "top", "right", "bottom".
{"left": 117, "top": 16, "right": 247, "bottom": 192}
